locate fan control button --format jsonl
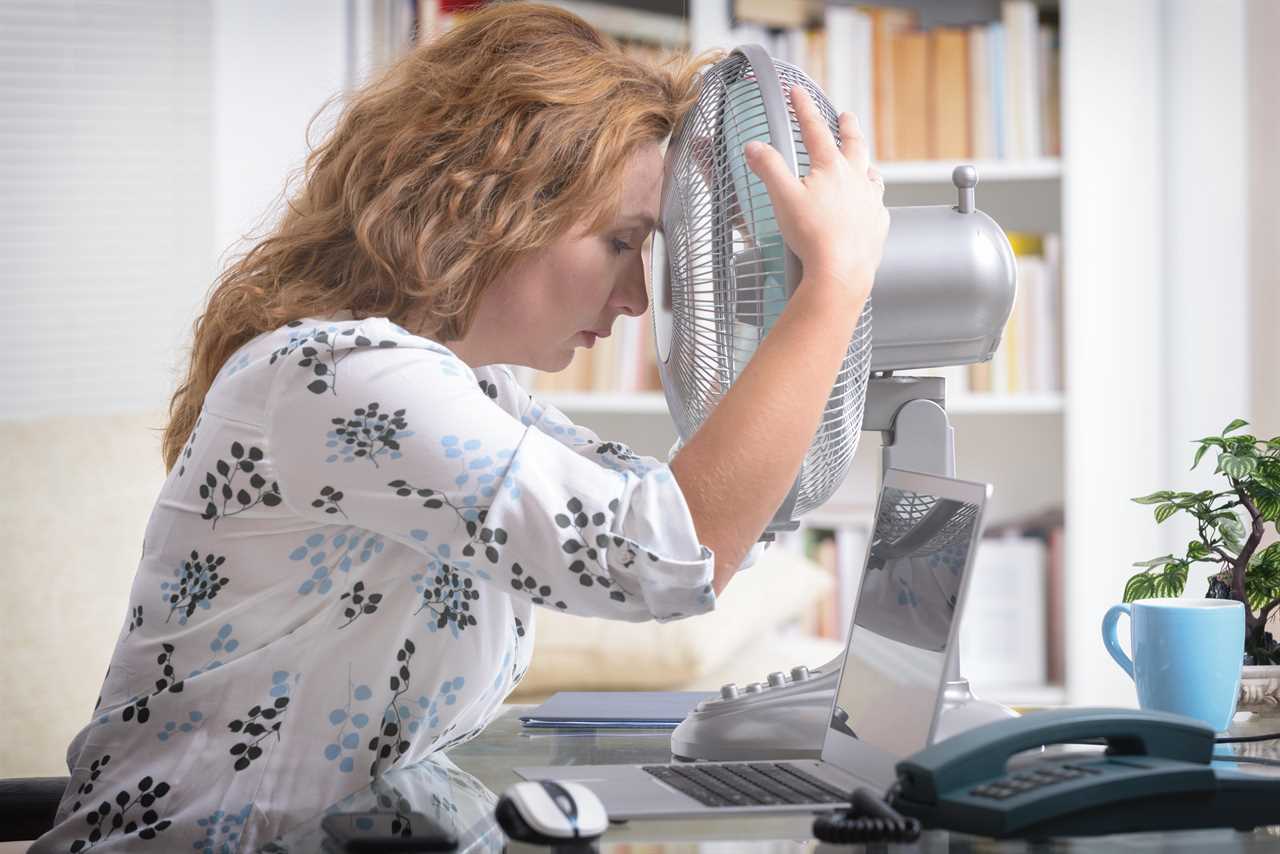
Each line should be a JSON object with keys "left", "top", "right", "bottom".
{"left": 720, "top": 684, "right": 739, "bottom": 700}
{"left": 767, "top": 671, "right": 788, "bottom": 688}
{"left": 790, "top": 666, "right": 811, "bottom": 682}
{"left": 744, "top": 682, "right": 764, "bottom": 694}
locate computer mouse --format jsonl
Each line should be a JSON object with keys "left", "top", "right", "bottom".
{"left": 495, "top": 779, "right": 609, "bottom": 844}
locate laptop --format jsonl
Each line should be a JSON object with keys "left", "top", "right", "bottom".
{"left": 516, "top": 467, "right": 993, "bottom": 818}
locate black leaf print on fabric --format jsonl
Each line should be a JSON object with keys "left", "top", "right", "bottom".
{"left": 594, "top": 441, "right": 640, "bottom": 465}
{"left": 165, "top": 550, "right": 229, "bottom": 623}
{"left": 338, "top": 581, "right": 383, "bottom": 629}
{"left": 68, "top": 762, "right": 173, "bottom": 852}
{"left": 368, "top": 638, "right": 417, "bottom": 776}
{"left": 387, "top": 479, "right": 495, "bottom": 541}
{"left": 128, "top": 605, "right": 143, "bottom": 634}
{"left": 176, "top": 415, "right": 201, "bottom": 478}
{"left": 509, "top": 562, "right": 567, "bottom": 610}
{"left": 271, "top": 326, "right": 399, "bottom": 395}
{"left": 555, "top": 496, "right": 628, "bottom": 602}
{"left": 370, "top": 778, "right": 421, "bottom": 839}
{"left": 311, "top": 485, "right": 348, "bottom": 517}
{"left": 228, "top": 692, "right": 290, "bottom": 772}
{"left": 121, "top": 644, "right": 184, "bottom": 725}
{"left": 514, "top": 616, "right": 526, "bottom": 638}
{"left": 198, "top": 442, "right": 282, "bottom": 529}
{"left": 414, "top": 562, "right": 480, "bottom": 632}
{"left": 477, "top": 379, "right": 499, "bottom": 400}
{"left": 329, "top": 403, "right": 409, "bottom": 467}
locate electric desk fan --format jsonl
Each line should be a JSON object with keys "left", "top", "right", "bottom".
{"left": 652, "top": 46, "right": 1019, "bottom": 761}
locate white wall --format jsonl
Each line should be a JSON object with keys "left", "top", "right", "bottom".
{"left": 1248, "top": 0, "right": 1280, "bottom": 442}
{"left": 1161, "top": 1, "right": 1251, "bottom": 597}
{"left": 211, "top": 0, "right": 348, "bottom": 267}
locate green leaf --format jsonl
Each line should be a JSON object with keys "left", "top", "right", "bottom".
{"left": 1124, "top": 562, "right": 1189, "bottom": 602}
{"left": 1131, "top": 554, "right": 1176, "bottom": 568}
{"left": 1223, "top": 418, "right": 1249, "bottom": 435}
{"left": 1255, "top": 493, "right": 1280, "bottom": 523}
{"left": 1219, "top": 453, "right": 1257, "bottom": 480}
{"left": 1154, "top": 503, "right": 1178, "bottom": 524}
{"left": 1132, "top": 491, "right": 1174, "bottom": 506}
{"left": 1124, "top": 573, "right": 1157, "bottom": 603}
{"left": 1186, "top": 540, "right": 1213, "bottom": 561}
{"left": 1245, "top": 545, "right": 1280, "bottom": 612}
{"left": 1192, "top": 443, "right": 1210, "bottom": 470}
{"left": 1216, "top": 515, "right": 1245, "bottom": 553}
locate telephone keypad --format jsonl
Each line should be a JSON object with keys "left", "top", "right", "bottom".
{"left": 969, "top": 763, "right": 1101, "bottom": 800}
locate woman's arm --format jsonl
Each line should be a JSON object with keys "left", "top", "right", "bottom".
{"left": 669, "top": 86, "right": 888, "bottom": 595}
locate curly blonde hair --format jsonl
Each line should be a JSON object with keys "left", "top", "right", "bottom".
{"left": 162, "top": 2, "right": 713, "bottom": 471}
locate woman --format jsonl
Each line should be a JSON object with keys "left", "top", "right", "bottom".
{"left": 35, "top": 3, "right": 887, "bottom": 851}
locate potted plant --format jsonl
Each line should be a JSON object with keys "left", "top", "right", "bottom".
{"left": 1124, "top": 419, "right": 1280, "bottom": 711}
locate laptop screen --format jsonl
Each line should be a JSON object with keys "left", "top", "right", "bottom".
{"left": 822, "top": 468, "right": 989, "bottom": 777}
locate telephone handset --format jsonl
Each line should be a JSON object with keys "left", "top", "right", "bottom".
{"left": 890, "top": 707, "right": 1279, "bottom": 839}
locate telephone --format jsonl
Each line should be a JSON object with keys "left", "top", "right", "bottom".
{"left": 889, "top": 707, "right": 1280, "bottom": 839}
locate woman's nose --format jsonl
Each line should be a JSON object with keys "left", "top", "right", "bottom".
{"left": 613, "top": 253, "right": 649, "bottom": 317}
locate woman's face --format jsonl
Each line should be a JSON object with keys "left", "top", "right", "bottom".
{"left": 449, "top": 142, "right": 662, "bottom": 371}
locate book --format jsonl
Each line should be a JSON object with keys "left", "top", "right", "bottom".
{"left": 968, "top": 24, "right": 994, "bottom": 159}
{"left": 959, "top": 534, "right": 1048, "bottom": 687}
{"left": 860, "top": 5, "right": 919, "bottom": 161}
{"left": 891, "top": 28, "right": 929, "bottom": 160}
{"left": 928, "top": 27, "right": 971, "bottom": 159}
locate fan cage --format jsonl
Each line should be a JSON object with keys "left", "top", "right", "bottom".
{"left": 658, "top": 49, "right": 874, "bottom": 520}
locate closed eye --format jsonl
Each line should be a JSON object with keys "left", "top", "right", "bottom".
{"left": 610, "top": 238, "right": 634, "bottom": 255}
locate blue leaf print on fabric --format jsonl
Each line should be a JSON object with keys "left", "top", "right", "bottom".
{"left": 193, "top": 802, "right": 253, "bottom": 854}
{"left": 291, "top": 528, "right": 385, "bottom": 596}
{"left": 398, "top": 675, "right": 465, "bottom": 737}
{"left": 324, "top": 669, "right": 376, "bottom": 774}
{"left": 156, "top": 709, "right": 204, "bottom": 743}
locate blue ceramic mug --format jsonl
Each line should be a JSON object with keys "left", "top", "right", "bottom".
{"left": 1101, "top": 597, "right": 1244, "bottom": 732}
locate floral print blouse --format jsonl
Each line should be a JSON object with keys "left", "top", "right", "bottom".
{"left": 33, "top": 314, "right": 716, "bottom": 853}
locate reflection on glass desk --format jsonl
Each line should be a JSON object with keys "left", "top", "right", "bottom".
{"left": 268, "top": 705, "right": 1280, "bottom": 853}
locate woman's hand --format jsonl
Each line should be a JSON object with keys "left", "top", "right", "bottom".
{"left": 743, "top": 85, "right": 889, "bottom": 302}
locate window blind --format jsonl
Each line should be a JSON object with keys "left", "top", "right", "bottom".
{"left": 1, "top": 0, "right": 213, "bottom": 418}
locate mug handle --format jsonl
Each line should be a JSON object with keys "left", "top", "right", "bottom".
{"left": 1101, "top": 603, "right": 1135, "bottom": 679}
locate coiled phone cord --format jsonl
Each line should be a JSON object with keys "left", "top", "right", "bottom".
{"left": 811, "top": 785, "right": 921, "bottom": 844}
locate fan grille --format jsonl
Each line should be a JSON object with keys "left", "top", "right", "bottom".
{"left": 658, "top": 49, "right": 873, "bottom": 521}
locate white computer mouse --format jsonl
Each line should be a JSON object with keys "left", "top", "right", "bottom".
{"left": 495, "top": 779, "right": 609, "bottom": 844}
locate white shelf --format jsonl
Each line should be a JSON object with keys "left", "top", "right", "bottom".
{"left": 880, "top": 157, "right": 1062, "bottom": 184}
{"left": 949, "top": 393, "right": 1065, "bottom": 415}
{"left": 540, "top": 391, "right": 1064, "bottom": 416}
{"left": 539, "top": 391, "right": 668, "bottom": 414}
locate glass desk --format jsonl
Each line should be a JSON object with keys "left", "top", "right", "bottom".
{"left": 268, "top": 706, "right": 1280, "bottom": 852}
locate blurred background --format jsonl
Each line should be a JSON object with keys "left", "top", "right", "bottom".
{"left": 2, "top": 0, "right": 1277, "bottom": 778}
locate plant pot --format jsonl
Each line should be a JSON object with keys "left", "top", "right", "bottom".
{"left": 1239, "top": 664, "right": 1280, "bottom": 713}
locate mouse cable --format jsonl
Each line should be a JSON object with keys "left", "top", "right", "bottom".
{"left": 811, "top": 785, "right": 921, "bottom": 845}
{"left": 1213, "top": 752, "right": 1280, "bottom": 767}
{"left": 1215, "top": 731, "right": 1280, "bottom": 744}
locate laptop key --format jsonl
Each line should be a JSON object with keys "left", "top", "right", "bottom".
{"left": 643, "top": 766, "right": 733, "bottom": 807}
{"left": 720, "top": 765, "right": 815, "bottom": 804}
{"left": 738, "top": 766, "right": 845, "bottom": 804}
{"left": 669, "top": 766, "right": 759, "bottom": 806}
{"left": 765, "top": 764, "right": 852, "bottom": 801}
{"left": 697, "top": 765, "right": 788, "bottom": 804}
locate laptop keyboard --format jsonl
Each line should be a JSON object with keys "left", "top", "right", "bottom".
{"left": 641, "top": 762, "right": 850, "bottom": 808}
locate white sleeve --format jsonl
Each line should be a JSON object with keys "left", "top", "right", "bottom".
{"left": 263, "top": 324, "right": 716, "bottom": 623}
